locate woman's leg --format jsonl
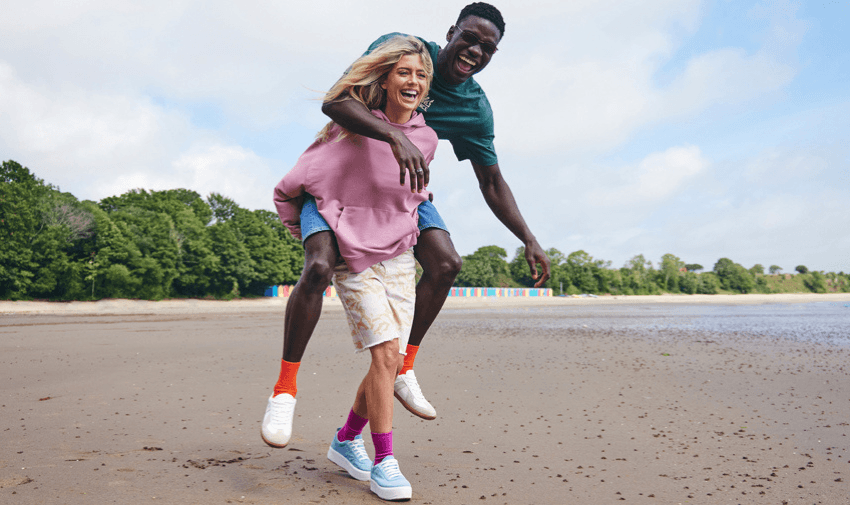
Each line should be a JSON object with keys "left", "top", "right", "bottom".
{"left": 362, "top": 339, "right": 412, "bottom": 499}
{"left": 359, "top": 338, "right": 401, "bottom": 436}
{"left": 327, "top": 339, "right": 401, "bottom": 482}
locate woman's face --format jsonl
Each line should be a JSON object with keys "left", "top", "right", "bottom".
{"left": 381, "top": 54, "right": 429, "bottom": 124}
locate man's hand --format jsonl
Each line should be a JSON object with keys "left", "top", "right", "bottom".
{"left": 388, "top": 130, "right": 428, "bottom": 193}
{"left": 322, "top": 96, "right": 428, "bottom": 193}
{"left": 524, "top": 240, "right": 551, "bottom": 288}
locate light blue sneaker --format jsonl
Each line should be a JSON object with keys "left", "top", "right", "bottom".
{"left": 370, "top": 456, "right": 412, "bottom": 501}
{"left": 327, "top": 429, "right": 372, "bottom": 481}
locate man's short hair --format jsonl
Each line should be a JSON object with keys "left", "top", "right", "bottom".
{"left": 457, "top": 2, "right": 505, "bottom": 38}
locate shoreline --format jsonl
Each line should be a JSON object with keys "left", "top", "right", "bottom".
{"left": 2, "top": 292, "right": 850, "bottom": 316}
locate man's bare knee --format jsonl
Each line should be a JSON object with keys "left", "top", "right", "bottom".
{"left": 443, "top": 252, "right": 463, "bottom": 279}
{"left": 424, "top": 251, "right": 461, "bottom": 285}
{"left": 301, "top": 258, "right": 334, "bottom": 288}
{"left": 417, "top": 231, "right": 462, "bottom": 284}
{"left": 300, "top": 232, "right": 338, "bottom": 290}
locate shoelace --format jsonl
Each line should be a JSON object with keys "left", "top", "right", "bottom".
{"left": 381, "top": 459, "right": 402, "bottom": 479}
{"left": 405, "top": 375, "right": 425, "bottom": 401}
{"left": 270, "top": 399, "right": 294, "bottom": 426}
{"left": 350, "top": 438, "right": 369, "bottom": 462}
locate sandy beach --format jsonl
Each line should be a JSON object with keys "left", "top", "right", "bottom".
{"left": 2, "top": 293, "right": 849, "bottom": 504}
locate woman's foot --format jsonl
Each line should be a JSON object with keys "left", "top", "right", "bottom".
{"left": 327, "top": 429, "right": 372, "bottom": 481}
{"left": 370, "top": 456, "right": 412, "bottom": 501}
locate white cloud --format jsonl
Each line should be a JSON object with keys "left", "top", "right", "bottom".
{"left": 482, "top": 0, "right": 798, "bottom": 156}
{"left": 0, "top": 60, "right": 278, "bottom": 207}
{"left": 591, "top": 145, "right": 709, "bottom": 208}
{"left": 0, "top": 62, "right": 190, "bottom": 190}
{"left": 166, "top": 144, "right": 277, "bottom": 206}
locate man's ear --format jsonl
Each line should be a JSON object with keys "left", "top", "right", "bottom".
{"left": 446, "top": 25, "right": 456, "bottom": 43}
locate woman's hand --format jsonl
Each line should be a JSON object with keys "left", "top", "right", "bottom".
{"left": 388, "top": 130, "right": 428, "bottom": 193}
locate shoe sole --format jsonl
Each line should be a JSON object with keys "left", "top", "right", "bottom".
{"left": 393, "top": 391, "right": 436, "bottom": 421}
{"left": 261, "top": 429, "right": 290, "bottom": 448}
{"left": 370, "top": 479, "right": 412, "bottom": 501}
{"left": 327, "top": 446, "right": 371, "bottom": 481}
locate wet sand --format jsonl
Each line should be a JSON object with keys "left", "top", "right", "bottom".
{"left": 2, "top": 294, "right": 849, "bottom": 504}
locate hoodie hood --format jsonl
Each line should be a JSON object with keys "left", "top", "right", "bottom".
{"left": 371, "top": 109, "right": 426, "bottom": 131}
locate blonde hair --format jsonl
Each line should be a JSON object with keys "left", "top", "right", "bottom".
{"left": 318, "top": 35, "right": 433, "bottom": 142}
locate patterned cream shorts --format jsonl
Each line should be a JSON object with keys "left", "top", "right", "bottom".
{"left": 332, "top": 249, "right": 416, "bottom": 353}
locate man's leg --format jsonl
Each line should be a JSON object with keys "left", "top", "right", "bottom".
{"left": 261, "top": 231, "right": 339, "bottom": 448}
{"left": 282, "top": 231, "right": 339, "bottom": 362}
{"left": 394, "top": 228, "right": 462, "bottom": 420}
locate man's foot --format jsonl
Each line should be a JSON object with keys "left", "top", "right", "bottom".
{"left": 394, "top": 370, "right": 436, "bottom": 420}
{"left": 327, "top": 429, "right": 372, "bottom": 481}
{"left": 370, "top": 456, "right": 412, "bottom": 501}
{"left": 261, "top": 393, "right": 296, "bottom": 448}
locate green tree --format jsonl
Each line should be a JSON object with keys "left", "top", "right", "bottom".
{"left": 254, "top": 209, "right": 304, "bottom": 286}
{"left": 679, "top": 271, "right": 699, "bottom": 294}
{"left": 84, "top": 204, "right": 147, "bottom": 299}
{"left": 620, "top": 254, "right": 657, "bottom": 295}
{"left": 561, "top": 250, "right": 610, "bottom": 294}
{"left": 685, "top": 263, "right": 703, "bottom": 272}
{"left": 697, "top": 272, "right": 720, "bottom": 294}
{"left": 457, "top": 245, "right": 512, "bottom": 287}
{"left": 1, "top": 161, "right": 46, "bottom": 298}
{"left": 749, "top": 264, "right": 765, "bottom": 275}
{"left": 713, "top": 258, "right": 755, "bottom": 293}
{"left": 795, "top": 265, "right": 808, "bottom": 274}
{"left": 769, "top": 265, "right": 782, "bottom": 274}
{"left": 208, "top": 192, "right": 240, "bottom": 223}
{"left": 803, "top": 271, "right": 827, "bottom": 293}
{"left": 659, "top": 253, "right": 685, "bottom": 292}
{"left": 509, "top": 246, "right": 533, "bottom": 286}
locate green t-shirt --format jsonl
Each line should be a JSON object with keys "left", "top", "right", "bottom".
{"left": 366, "top": 33, "right": 498, "bottom": 167}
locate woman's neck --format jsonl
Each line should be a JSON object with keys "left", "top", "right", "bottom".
{"left": 383, "top": 104, "right": 413, "bottom": 125}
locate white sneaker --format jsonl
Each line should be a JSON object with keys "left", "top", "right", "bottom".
{"left": 261, "top": 393, "right": 296, "bottom": 448}
{"left": 394, "top": 370, "right": 436, "bottom": 420}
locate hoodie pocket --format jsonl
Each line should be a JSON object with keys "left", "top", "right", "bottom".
{"left": 336, "top": 206, "right": 418, "bottom": 257}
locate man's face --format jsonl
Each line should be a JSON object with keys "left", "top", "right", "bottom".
{"left": 438, "top": 15, "right": 501, "bottom": 85}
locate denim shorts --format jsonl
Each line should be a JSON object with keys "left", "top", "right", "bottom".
{"left": 300, "top": 194, "right": 449, "bottom": 244}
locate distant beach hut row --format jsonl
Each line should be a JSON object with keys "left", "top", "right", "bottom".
{"left": 264, "top": 285, "right": 552, "bottom": 298}
{"left": 447, "top": 287, "right": 552, "bottom": 297}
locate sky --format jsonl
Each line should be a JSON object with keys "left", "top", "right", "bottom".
{"left": 2, "top": 0, "right": 848, "bottom": 273}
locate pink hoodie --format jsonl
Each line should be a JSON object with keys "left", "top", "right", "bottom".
{"left": 274, "top": 110, "right": 438, "bottom": 273}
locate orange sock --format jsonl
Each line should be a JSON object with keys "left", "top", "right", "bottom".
{"left": 399, "top": 345, "right": 419, "bottom": 375}
{"left": 273, "top": 359, "right": 300, "bottom": 398}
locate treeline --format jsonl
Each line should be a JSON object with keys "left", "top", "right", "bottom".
{"left": 4, "top": 160, "right": 848, "bottom": 300}
{"left": 456, "top": 246, "right": 850, "bottom": 295}
{"left": 1, "top": 160, "right": 303, "bottom": 300}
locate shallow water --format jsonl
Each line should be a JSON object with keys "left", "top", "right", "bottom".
{"left": 449, "top": 301, "right": 850, "bottom": 346}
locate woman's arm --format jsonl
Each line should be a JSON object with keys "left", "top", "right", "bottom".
{"left": 322, "top": 97, "right": 429, "bottom": 193}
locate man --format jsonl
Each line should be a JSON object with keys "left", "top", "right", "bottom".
{"left": 261, "top": 2, "right": 550, "bottom": 448}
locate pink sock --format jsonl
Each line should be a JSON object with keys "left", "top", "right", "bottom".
{"left": 371, "top": 431, "right": 393, "bottom": 464}
{"left": 337, "top": 409, "right": 369, "bottom": 442}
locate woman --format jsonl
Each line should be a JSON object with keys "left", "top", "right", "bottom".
{"left": 269, "top": 35, "right": 437, "bottom": 500}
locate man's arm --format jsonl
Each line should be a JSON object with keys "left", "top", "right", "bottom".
{"left": 471, "top": 161, "right": 551, "bottom": 287}
{"left": 322, "top": 98, "right": 429, "bottom": 193}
